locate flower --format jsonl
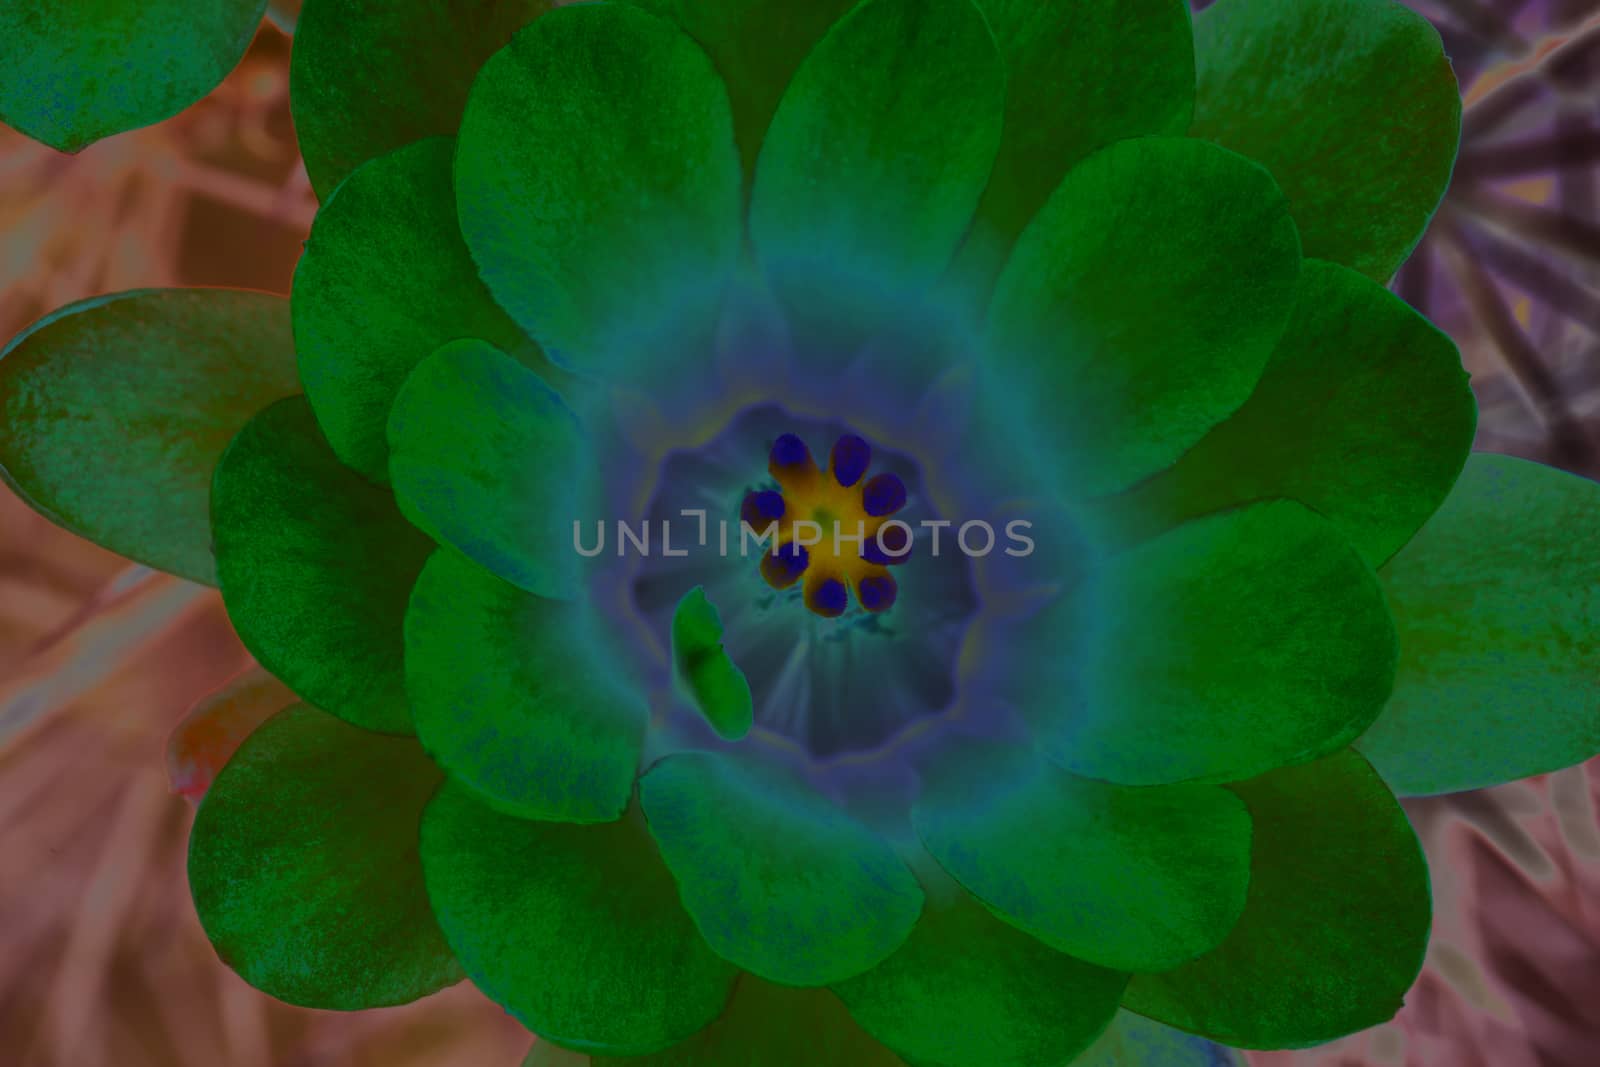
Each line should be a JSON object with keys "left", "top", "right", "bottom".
{"left": 2, "top": 0, "right": 1599, "bottom": 1065}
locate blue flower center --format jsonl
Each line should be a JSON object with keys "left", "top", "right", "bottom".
{"left": 572, "top": 279, "right": 1088, "bottom": 809}
{"left": 627, "top": 406, "right": 977, "bottom": 760}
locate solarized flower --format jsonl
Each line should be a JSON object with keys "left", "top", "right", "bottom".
{"left": 2, "top": 0, "right": 1599, "bottom": 1065}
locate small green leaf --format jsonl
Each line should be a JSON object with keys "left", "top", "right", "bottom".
{"left": 640, "top": 751, "right": 924, "bottom": 986}
{"left": 293, "top": 137, "right": 532, "bottom": 482}
{"left": 1124, "top": 749, "right": 1430, "bottom": 1048}
{"left": 188, "top": 704, "right": 462, "bottom": 1009}
{"left": 421, "top": 784, "right": 738, "bottom": 1056}
{"left": 1190, "top": 0, "right": 1460, "bottom": 281}
{"left": 913, "top": 745, "right": 1251, "bottom": 972}
{"left": 213, "top": 397, "right": 430, "bottom": 734}
{"left": 671, "top": 587, "right": 753, "bottom": 742}
{"left": 291, "top": 0, "right": 552, "bottom": 199}
{"left": 985, "top": 137, "right": 1300, "bottom": 497}
{"left": 407, "top": 549, "right": 646, "bottom": 822}
{"left": 1358, "top": 454, "right": 1600, "bottom": 795}
{"left": 833, "top": 883, "right": 1126, "bottom": 1067}
{"left": 1, "top": 1, "right": 267, "bottom": 152}
{"left": 0, "top": 289, "right": 298, "bottom": 584}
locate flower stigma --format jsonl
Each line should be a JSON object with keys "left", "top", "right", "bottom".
{"left": 746, "top": 432, "right": 913, "bottom": 617}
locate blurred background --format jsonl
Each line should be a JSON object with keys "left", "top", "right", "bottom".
{"left": 1, "top": 2, "right": 1598, "bottom": 1065}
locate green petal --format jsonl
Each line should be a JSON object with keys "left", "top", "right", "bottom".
{"left": 188, "top": 704, "right": 462, "bottom": 1009}
{"left": 1078, "top": 1012, "right": 1244, "bottom": 1066}
{"left": 1357, "top": 455, "right": 1600, "bottom": 796}
{"left": 833, "top": 882, "right": 1126, "bottom": 1067}
{"left": 1032, "top": 500, "right": 1395, "bottom": 785}
{"left": 406, "top": 549, "right": 646, "bottom": 822}
{"left": 387, "top": 340, "right": 584, "bottom": 599}
{"left": 293, "top": 137, "right": 532, "bottom": 482}
{"left": 421, "top": 784, "right": 738, "bottom": 1056}
{"left": 290, "top": 0, "right": 551, "bottom": 199}
{"left": 671, "top": 587, "right": 753, "bottom": 742}
{"left": 213, "top": 397, "right": 430, "bottom": 734}
{"left": 749, "top": 0, "right": 1004, "bottom": 290}
{"left": 626, "top": 0, "right": 856, "bottom": 177}
{"left": 1190, "top": 0, "right": 1460, "bottom": 281}
{"left": 913, "top": 746, "right": 1251, "bottom": 972}
{"left": 639, "top": 751, "right": 923, "bottom": 986}
{"left": 970, "top": 0, "right": 1194, "bottom": 248}
{"left": 1124, "top": 749, "right": 1430, "bottom": 1048}
{"left": 0, "top": 289, "right": 297, "bottom": 585}
{"left": 985, "top": 137, "right": 1300, "bottom": 497}
{"left": 528, "top": 977, "right": 910, "bottom": 1067}
{"left": 1101, "top": 259, "right": 1475, "bottom": 568}
{"left": 455, "top": 3, "right": 742, "bottom": 362}
{"left": 0, "top": 1, "right": 265, "bottom": 151}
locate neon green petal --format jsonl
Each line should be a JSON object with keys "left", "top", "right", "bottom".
{"left": 1101, "top": 259, "right": 1476, "bottom": 567}
{"left": 970, "top": 0, "right": 1194, "bottom": 249}
{"left": 833, "top": 883, "right": 1126, "bottom": 1067}
{"left": 455, "top": 2, "right": 742, "bottom": 362}
{"left": 421, "top": 785, "right": 738, "bottom": 1056}
{"left": 0, "top": 289, "right": 297, "bottom": 585}
{"left": 291, "top": 0, "right": 552, "bottom": 198}
{"left": 188, "top": 705, "right": 461, "bottom": 1009}
{"left": 913, "top": 745, "right": 1251, "bottom": 972}
{"left": 528, "top": 976, "right": 910, "bottom": 1066}
{"left": 1358, "top": 454, "right": 1600, "bottom": 796}
{"left": 387, "top": 340, "right": 585, "bottom": 599}
{"left": 985, "top": 137, "right": 1300, "bottom": 497}
{"left": 639, "top": 751, "right": 923, "bottom": 986}
{"left": 213, "top": 397, "right": 430, "bottom": 734}
{"left": 750, "top": 0, "right": 1004, "bottom": 290}
{"left": 293, "top": 137, "right": 532, "bottom": 482}
{"left": 1029, "top": 500, "right": 1395, "bottom": 785}
{"left": 1124, "top": 750, "right": 1430, "bottom": 1048}
{"left": 627, "top": 0, "right": 855, "bottom": 175}
{"left": 1191, "top": 0, "right": 1460, "bottom": 281}
{"left": 406, "top": 549, "right": 646, "bottom": 822}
